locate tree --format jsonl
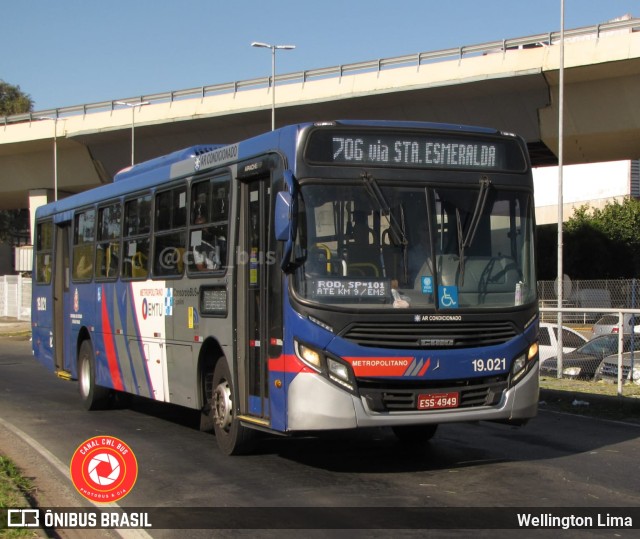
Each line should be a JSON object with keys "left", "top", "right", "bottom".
{"left": 0, "top": 81, "right": 33, "bottom": 250}
{"left": 536, "top": 198, "right": 640, "bottom": 280}
{"left": 0, "top": 209, "right": 30, "bottom": 245}
{"left": 0, "top": 80, "right": 33, "bottom": 116}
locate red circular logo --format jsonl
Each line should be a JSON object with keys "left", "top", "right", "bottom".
{"left": 70, "top": 436, "right": 138, "bottom": 503}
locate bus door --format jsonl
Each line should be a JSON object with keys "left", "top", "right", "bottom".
{"left": 53, "top": 222, "right": 71, "bottom": 373}
{"left": 238, "top": 179, "right": 272, "bottom": 422}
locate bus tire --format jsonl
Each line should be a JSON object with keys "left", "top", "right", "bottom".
{"left": 392, "top": 424, "right": 438, "bottom": 444}
{"left": 199, "top": 364, "right": 215, "bottom": 432}
{"left": 78, "top": 340, "right": 110, "bottom": 411}
{"left": 211, "top": 358, "right": 253, "bottom": 455}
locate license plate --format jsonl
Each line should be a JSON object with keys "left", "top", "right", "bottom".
{"left": 417, "top": 392, "right": 459, "bottom": 410}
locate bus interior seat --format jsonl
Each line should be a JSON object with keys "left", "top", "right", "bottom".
{"left": 345, "top": 211, "right": 381, "bottom": 277}
{"left": 74, "top": 254, "right": 93, "bottom": 280}
{"left": 104, "top": 245, "right": 119, "bottom": 278}
{"left": 175, "top": 247, "right": 185, "bottom": 274}
{"left": 132, "top": 251, "right": 148, "bottom": 278}
{"left": 306, "top": 244, "right": 331, "bottom": 275}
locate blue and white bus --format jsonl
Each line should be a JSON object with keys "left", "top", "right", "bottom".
{"left": 32, "top": 120, "right": 539, "bottom": 455}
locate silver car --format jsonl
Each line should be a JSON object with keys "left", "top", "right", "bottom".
{"left": 595, "top": 351, "right": 640, "bottom": 385}
{"left": 591, "top": 313, "right": 639, "bottom": 338}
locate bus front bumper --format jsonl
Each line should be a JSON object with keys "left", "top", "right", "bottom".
{"left": 286, "top": 364, "right": 539, "bottom": 431}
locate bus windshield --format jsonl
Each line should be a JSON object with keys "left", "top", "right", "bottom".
{"left": 293, "top": 179, "right": 536, "bottom": 310}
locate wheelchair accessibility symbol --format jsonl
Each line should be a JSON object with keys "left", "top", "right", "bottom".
{"left": 438, "top": 286, "right": 459, "bottom": 309}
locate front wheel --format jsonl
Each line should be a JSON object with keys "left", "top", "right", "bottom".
{"left": 78, "top": 340, "right": 110, "bottom": 410}
{"left": 211, "top": 359, "right": 254, "bottom": 455}
{"left": 392, "top": 424, "right": 438, "bottom": 444}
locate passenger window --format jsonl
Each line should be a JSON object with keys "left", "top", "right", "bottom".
{"left": 96, "top": 203, "right": 121, "bottom": 280}
{"left": 35, "top": 221, "right": 53, "bottom": 284}
{"left": 72, "top": 209, "right": 95, "bottom": 281}
{"left": 153, "top": 185, "right": 187, "bottom": 277}
{"left": 122, "top": 195, "right": 151, "bottom": 279}
{"left": 189, "top": 176, "right": 230, "bottom": 273}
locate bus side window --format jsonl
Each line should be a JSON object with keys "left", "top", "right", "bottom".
{"left": 123, "top": 195, "right": 151, "bottom": 279}
{"left": 153, "top": 185, "right": 187, "bottom": 277}
{"left": 188, "top": 176, "right": 229, "bottom": 274}
{"left": 72, "top": 209, "right": 95, "bottom": 281}
{"left": 35, "top": 221, "right": 53, "bottom": 284}
{"left": 96, "top": 203, "right": 121, "bottom": 280}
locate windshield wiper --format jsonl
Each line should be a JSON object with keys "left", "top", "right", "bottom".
{"left": 457, "top": 176, "right": 492, "bottom": 284}
{"left": 361, "top": 172, "right": 407, "bottom": 247}
{"left": 464, "top": 176, "right": 491, "bottom": 248}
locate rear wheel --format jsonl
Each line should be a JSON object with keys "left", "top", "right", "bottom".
{"left": 77, "top": 340, "right": 110, "bottom": 410}
{"left": 211, "top": 358, "right": 254, "bottom": 455}
{"left": 199, "top": 364, "right": 215, "bottom": 432}
{"left": 392, "top": 424, "right": 438, "bottom": 444}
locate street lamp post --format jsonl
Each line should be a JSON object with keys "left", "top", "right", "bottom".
{"left": 37, "top": 116, "right": 64, "bottom": 201}
{"left": 116, "top": 101, "right": 149, "bottom": 166}
{"left": 251, "top": 42, "right": 296, "bottom": 131}
{"left": 557, "top": 0, "right": 565, "bottom": 378}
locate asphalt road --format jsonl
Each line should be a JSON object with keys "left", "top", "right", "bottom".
{"left": 1, "top": 336, "right": 640, "bottom": 538}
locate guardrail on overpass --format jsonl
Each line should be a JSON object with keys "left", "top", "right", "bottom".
{"left": 3, "top": 16, "right": 638, "bottom": 127}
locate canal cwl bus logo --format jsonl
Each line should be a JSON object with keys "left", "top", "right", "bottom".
{"left": 70, "top": 436, "right": 138, "bottom": 503}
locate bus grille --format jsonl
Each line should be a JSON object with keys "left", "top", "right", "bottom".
{"left": 359, "top": 378, "right": 508, "bottom": 412}
{"left": 341, "top": 320, "right": 517, "bottom": 349}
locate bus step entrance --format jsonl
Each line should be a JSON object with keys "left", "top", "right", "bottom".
{"left": 55, "top": 369, "right": 73, "bottom": 381}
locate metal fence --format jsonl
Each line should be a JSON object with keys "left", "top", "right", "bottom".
{"left": 538, "top": 279, "right": 640, "bottom": 323}
{"left": 0, "top": 275, "right": 31, "bottom": 321}
{"left": 539, "top": 279, "right": 640, "bottom": 398}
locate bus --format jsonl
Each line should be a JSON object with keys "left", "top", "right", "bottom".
{"left": 31, "top": 120, "right": 539, "bottom": 455}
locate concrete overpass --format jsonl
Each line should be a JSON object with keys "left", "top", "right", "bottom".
{"left": 1, "top": 16, "right": 640, "bottom": 212}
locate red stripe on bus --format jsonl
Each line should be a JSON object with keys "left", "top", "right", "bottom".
{"left": 268, "top": 354, "right": 315, "bottom": 374}
{"left": 418, "top": 357, "right": 431, "bottom": 376}
{"left": 101, "top": 288, "right": 124, "bottom": 391}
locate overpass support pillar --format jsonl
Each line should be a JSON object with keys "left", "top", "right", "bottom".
{"left": 28, "top": 189, "right": 52, "bottom": 245}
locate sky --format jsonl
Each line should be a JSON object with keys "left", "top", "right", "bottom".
{"left": 2, "top": 0, "right": 638, "bottom": 112}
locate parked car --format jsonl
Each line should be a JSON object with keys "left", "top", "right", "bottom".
{"left": 540, "top": 334, "right": 640, "bottom": 380}
{"left": 538, "top": 322, "right": 588, "bottom": 361}
{"left": 595, "top": 350, "right": 640, "bottom": 385}
{"left": 591, "top": 313, "right": 639, "bottom": 338}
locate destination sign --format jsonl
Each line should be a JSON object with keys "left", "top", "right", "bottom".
{"left": 310, "top": 278, "right": 389, "bottom": 300}
{"left": 305, "top": 130, "right": 526, "bottom": 172}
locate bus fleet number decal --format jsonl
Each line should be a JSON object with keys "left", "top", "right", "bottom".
{"left": 472, "top": 358, "right": 506, "bottom": 373}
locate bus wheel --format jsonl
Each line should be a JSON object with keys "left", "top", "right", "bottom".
{"left": 392, "top": 424, "right": 438, "bottom": 444}
{"left": 78, "top": 340, "right": 110, "bottom": 410}
{"left": 211, "top": 359, "right": 253, "bottom": 455}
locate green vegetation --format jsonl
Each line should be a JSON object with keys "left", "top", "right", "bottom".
{"left": 0, "top": 81, "right": 32, "bottom": 117}
{"left": 538, "top": 197, "right": 640, "bottom": 279}
{"left": 0, "top": 456, "right": 38, "bottom": 538}
{"left": 540, "top": 376, "right": 640, "bottom": 422}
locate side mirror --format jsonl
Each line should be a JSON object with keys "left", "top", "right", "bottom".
{"left": 275, "top": 191, "right": 292, "bottom": 241}
{"left": 276, "top": 170, "right": 298, "bottom": 271}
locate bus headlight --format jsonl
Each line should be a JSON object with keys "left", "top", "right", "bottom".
{"left": 293, "top": 339, "right": 357, "bottom": 394}
{"left": 294, "top": 341, "right": 322, "bottom": 372}
{"left": 327, "top": 357, "right": 355, "bottom": 392}
{"left": 510, "top": 342, "right": 539, "bottom": 386}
